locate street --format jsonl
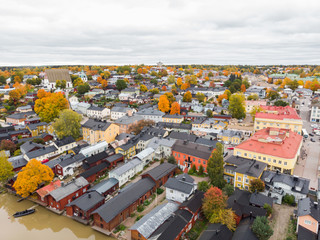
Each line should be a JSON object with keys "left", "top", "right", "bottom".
{"left": 293, "top": 97, "right": 320, "bottom": 190}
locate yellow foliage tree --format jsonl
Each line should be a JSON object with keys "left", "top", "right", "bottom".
{"left": 158, "top": 95, "right": 170, "bottom": 113}
{"left": 297, "top": 80, "right": 304, "bottom": 86}
{"left": 305, "top": 81, "right": 312, "bottom": 89}
{"left": 183, "top": 91, "right": 192, "bottom": 102}
{"left": 140, "top": 84, "right": 148, "bottom": 92}
{"left": 170, "top": 102, "right": 180, "bottom": 115}
{"left": 37, "top": 89, "right": 49, "bottom": 99}
{"left": 176, "top": 77, "right": 183, "bottom": 86}
{"left": 13, "top": 159, "right": 54, "bottom": 197}
{"left": 181, "top": 82, "right": 190, "bottom": 90}
{"left": 34, "top": 92, "right": 69, "bottom": 122}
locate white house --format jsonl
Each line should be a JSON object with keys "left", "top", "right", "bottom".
{"left": 136, "top": 108, "right": 165, "bottom": 123}
{"left": 86, "top": 106, "right": 110, "bottom": 119}
{"left": 108, "top": 159, "right": 143, "bottom": 186}
{"left": 79, "top": 141, "right": 108, "bottom": 158}
{"left": 55, "top": 153, "right": 86, "bottom": 177}
{"left": 164, "top": 174, "right": 197, "bottom": 203}
{"left": 132, "top": 147, "right": 155, "bottom": 166}
{"left": 146, "top": 137, "right": 176, "bottom": 159}
{"left": 43, "top": 69, "right": 73, "bottom": 90}
{"left": 52, "top": 136, "right": 76, "bottom": 154}
{"left": 111, "top": 107, "right": 135, "bottom": 120}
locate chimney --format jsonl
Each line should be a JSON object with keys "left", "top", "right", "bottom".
{"left": 88, "top": 193, "right": 91, "bottom": 199}
{"left": 61, "top": 181, "right": 65, "bottom": 187}
{"left": 182, "top": 176, "right": 186, "bottom": 181}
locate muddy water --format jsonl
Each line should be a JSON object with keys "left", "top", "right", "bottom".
{"left": 0, "top": 193, "right": 114, "bottom": 240}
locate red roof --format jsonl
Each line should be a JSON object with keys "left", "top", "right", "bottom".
{"left": 235, "top": 128, "right": 302, "bottom": 159}
{"left": 255, "top": 106, "right": 301, "bottom": 120}
{"left": 36, "top": 180, "right": 61, "bottom": 198}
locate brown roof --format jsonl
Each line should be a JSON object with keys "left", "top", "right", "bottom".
{"left": 45, "top": 69, "right": 71, "bottom": 83}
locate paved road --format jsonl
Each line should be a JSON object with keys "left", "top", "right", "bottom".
{"left": 293, "top": 97, "right": 320, "bottom": 190}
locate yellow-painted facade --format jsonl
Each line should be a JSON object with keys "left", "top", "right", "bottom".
{"left": 254, "top": 117, "right": 303, "bottom": 135}
{"left": 233, "top": 146, "right": 302, "bottom": 175}
{"left": 115, "top": 145, "right": 136, "bottom": 160}
{"left": 82, "top": 123, "right": 119, "bottom": 145}
{"left": 26, "top": 123, "right": 54, "bottom": 137}
{"left": 162, "top": 117, "right": 183, "bottom": 123}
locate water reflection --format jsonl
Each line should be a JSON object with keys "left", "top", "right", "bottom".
{"left": 0, "top": 193, "right": 114, "bottom": 240}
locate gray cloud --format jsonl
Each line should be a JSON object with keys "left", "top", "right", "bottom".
{"left": 0, "top": 0, "right": 320, "bottom": 66}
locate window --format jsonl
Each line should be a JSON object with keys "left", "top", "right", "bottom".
{"left": 263, "top": 157, "right": 266, "bottom": 161}
{"left": 237, "top": 184, "right": 241, "bottom": 187}
{"left": 245, "top": 186, "right": 249, "bottom": 190}
{"left": 198, "top": 160, "right": 201, "bottom": 163}
{"left": 268, "top": 158, "right": 271, "bottom": 162}
{"left": 170, "top": 190, "right": 173, "bottom": 193}
{"left": 244, "top": 153, "right": 247, "bottom": 157}
{"left": 304, "top": 220, "right": 312, "bottom": 225}
{"left": 278, "top": 161, "right": 282, "bottom": 164}
{"left": 273, "top": 159, "right": 276, "bottom": 163}
{"left": 178, "top": 154, "right": 180, "bottom": 157}
{"left": 83, "top": 188, "right": 86, "bottom": 193}
{"left": 284, "top": 162, "right": 287, "bottom": 165}
{"left": 238, "top": 176, "right": 242, "bottom": 181}
{"left": 258, "top": 156, "right": 261, "bottom": 160}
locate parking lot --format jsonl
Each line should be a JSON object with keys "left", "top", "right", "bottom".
{"left": 293, "top": 97, "right": 320, "bottom": 190}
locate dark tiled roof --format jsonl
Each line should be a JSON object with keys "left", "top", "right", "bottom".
{"left": 84, "top": 151, "right": 108, "bottom": 165}
{"left": 93, "top": 177, "right": 155, "bottom": 223}
{"left": 80, "top": 162, "right": 109, "bottom": 179}
{"left": 169, "top": 132, "right": 197, "bottom": 142}
{"left": 82, "top": 119, "right": 112, "bottom": 131}
{"left": 297, "top": 225, "right": 317, "bottom": 240}
{"left": 249, "top": 192, "right": 273, "bottom": 207}
{"left": 58, "top": 153, "right": 85, "bottom": 168}
{"left": 89, "top": 178, "right": 119, "bottom": 195}
{"left": 106, "top": 153, "right": 123, "bottom": 163}
{"left": 25, "top": 145, "right": 57, "bottom": 159}
{"left": 180, "top": 191, "right": 204, "bottom": 213}
{"left": 172, "top": 139, "right": 214, "bottom": 160}
{"left": 199, "top": 224, "right": 233, "bottom": 240}
{"left": 143, "top": 163, "right": 177, "bottom": 181}
{"left": 66, "top": 191, "right": 104, "bottom": 211}
{"left": 232, "top": 218, "right": 258, "bottom": 240}
{"left": 225, "top": 156, "right": 267, "bottom": 178}
{"left": 54, "top": 136, "right": 75, "bottom": 147}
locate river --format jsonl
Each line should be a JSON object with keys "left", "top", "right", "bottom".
{"left": 0, "top": 193, "right": 115, "bottom": 240}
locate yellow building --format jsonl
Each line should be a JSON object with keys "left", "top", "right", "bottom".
{"left": 162, "top": 114, "right": 184, "bottom": 123}
{"left": 217, "top": 129, "right": 242, "bottom": 144}
{"left": 234, "top": 127, "right": 303, "bottom": 175}
{"left": 254, "top": 106, "right": 303, "bottom": 134}
{"left": 115, "top": 142, "right": 136, "bottom": 160}
{"left": 82, "top": 119, "right": 119, "bottom": 145}
{"left": 224, "top": 155, "right": 267, "bottom": 190}
{"left": 26, "top": 122, "right": 54, "bottom": 137}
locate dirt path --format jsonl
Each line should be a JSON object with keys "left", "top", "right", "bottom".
{"left": 269, "top": 204, "right": 295, "bottom": 240}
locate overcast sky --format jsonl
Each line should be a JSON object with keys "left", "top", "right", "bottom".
{"left": 1, "top": 0, "right": 320, "bottom": 66}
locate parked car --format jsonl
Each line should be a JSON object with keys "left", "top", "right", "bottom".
{"left": 223, "top": 152, "right": 228, "bottom": 157}
{"left": 227, "top": 147, "right": 234, "bottom": 150}
{"left": 309, "top": 133, "right": 314, "bottom": 137}
{"left": 311, "top": 138, "right": 315, "bottom": 142}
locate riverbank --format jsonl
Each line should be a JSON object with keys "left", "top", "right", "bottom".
{"left": 0, "top": 193, "right": 114, "bottom": 240}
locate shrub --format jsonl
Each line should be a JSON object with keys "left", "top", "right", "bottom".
{"left": 168, "top": 155, "right": 176, "bottom": 164}
{"left": 198, "top": 165, "right": 204, "bottom": 175}
{"left": 137, "top": 205, "right": 144, "bottom": 212}
{"left": 222, "top": 184, "right": 234, "bottom": 197}
{"left": 113, "top": 224, "right": 126, "bottom": 233}
{"left": 135, "top": 215, "right": 144, "bottom": 222}
{"left": 156, "top": 188, "right": 164, "bottom": 194}
{"left": 160, "top": 158, "right": 164, "bottom": 164}
{"left": 198, "top": 181, "right": 210, "bottom": 192}
{"left": 143, "top": 200, "right": 150, "bottom": 206}
{"left": 283, "top": 194, "right": 296, "bottom": 206}
{"left": 252, "top": 216, "right": 273, "bottom": 240}
{"left": 188, "top": 164, "right": 197, "bottom": 174}
{"left": 263, "top": 203, "right": 272, "bottom": 217}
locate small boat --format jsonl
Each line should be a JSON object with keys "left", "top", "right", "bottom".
{"left": 13, "top": 209, "right": 35, "bottom": 218}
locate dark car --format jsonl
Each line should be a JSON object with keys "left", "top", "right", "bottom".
{"left": 309, "top": 133, "right": 314, "bottom": 137}
{"left": 223, "top": 152, "right": 228, "bottom": 158}
{"left": 311, "top": 138, "right": 315, "bottom": 142}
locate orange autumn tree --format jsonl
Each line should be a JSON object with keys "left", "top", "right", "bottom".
{"left": 202, "top": 187, "right": 236, "bottom": 231}
{"left": 241, "top": 84, "right": 246, "bottom": 92}
{"left": 170, "top": 102, "right": 180, "bottom": 115}
{"left": 305, "top": 81, "right": 312, "bottom": 89}
{"left": 158, "top": 95, "right": 170, "bottom": 113}
{"left": 176, "top": 77, "right": 183, "bottom": 86}
{"left": 162, "top": 86, "right": 167, "bottom": 91}
{"left": 37, "top": 89, "right": 50, "bottom": 99}
{"left": 13, "top": 159, "right": 54, "bottom": 198}
{"left": 217, "top": 94, "right": 228, "bottom": 104}
{"left": 34, "top": 92, "right": 69, "bottom": 122}
{"left": 13, "top": 82, "right": 27, "bottom": 97}
{"left": 101, "top": 80, "right": 108, "bottom": 90}
{"left": 181, "top": 82, "right": 190, "bottom": 90}
{"left": 9, "top": 89, "right": 21, "bottom": 104}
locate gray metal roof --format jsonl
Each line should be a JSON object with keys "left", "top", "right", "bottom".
{"left": 82, "top": 119, "right": 112, "bottom": 131}
{"left": 49, "top": 177, "right": 89, "bottom": 201}
{"left": 164, "top": 176, "right": 195, "bottom": 194}
{"left": 172, "top": 139, "right": 214, "bottom": 160}
{"left": 130, "top": 202, "right": 179, "bottom": 238}
{"left": 58, "top": 153, "right": 85, "bottom": 168}
{"left": 143, "top": 163, "right": 177, "bottom": 181}
{"left": 109, "top": 158, "right": 142, "bottom": 177}
{"left": 25, "top": 145, "right": 57, "bottom": 159}
{"left": 93, "top": 177, "right": 155, "bottom": 223}
{"left": 90, "top": 178, "right": 119, "bottom": 194}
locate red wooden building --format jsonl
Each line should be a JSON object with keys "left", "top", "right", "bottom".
{"left": 172, "top": 140, "right": 215, "bottom": 173}
{"left": 141, "top": 162, "right": 177, "bottom": 188}
{"left": 36, "top": 180, "right": 61, "bottom": 206}
{"left": 80, "top": 162, "right": 109, "bottom": 183}
{"left": 47, "top": 177, "right": 89, "bottom": 211}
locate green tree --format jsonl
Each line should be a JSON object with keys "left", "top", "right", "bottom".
{"left": 116, "top": 79, "right": 127, "bottom": 91}
{"left": 168, "top": 155, "right": 176, "bottom": 165}
{"left": 52, "top": 109, "right": 82, "bottom": 139}
{"left": 249, "top": 179, "right": 265, "bottom": 193}
{"left": 0, "top": 151, "right": 14, "bottom": 183}
{"left": 222, "top": 184, "right": 234, "bottom": 197}
{"left": 206, "top": 109, "right": 213, "bottom": 117}
{"left": 196, "top": 92, "right": 206, "bottom": 102}
{"left": 56, "top": 79, "right": 66, "bottom": 89}
{"left": 250, "top": 106, "right": 264, "bottom": 121}
{"left": 282, "top": 194, "right": 296, "bottom": 206}
{"left": 198, "top": 181, "right": 210, "bottom": 192}
{"left": 207, "top": 142, "right": 225, "bottom": 189}
{"left": 252, "top": 216, "right": 273, "bottom": 240}
{"left": 263, "top": 203, "right": 272, "bottom": 217}
{"left": 77, "top": 83, "right": 90, "bottom": 94}
{"left": 247, "top": 94, "right": 259, "bottom": 100}
{"left": 274, "top": 100, "right": 289, "bottom": 107}
{"left": 198, "top": 164, "right": 204, "bottom": 175}
{"left": 189, "top": 164, "right": 197, "bottom": 174}
{"left": 167, "top": 75, "right": 175, "bottom": 84}
{"left": 287, "top": 80, "right": 299, "bottom": 90}
{"left": 229, "top": 93, "right": 246, "bottom": 119}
